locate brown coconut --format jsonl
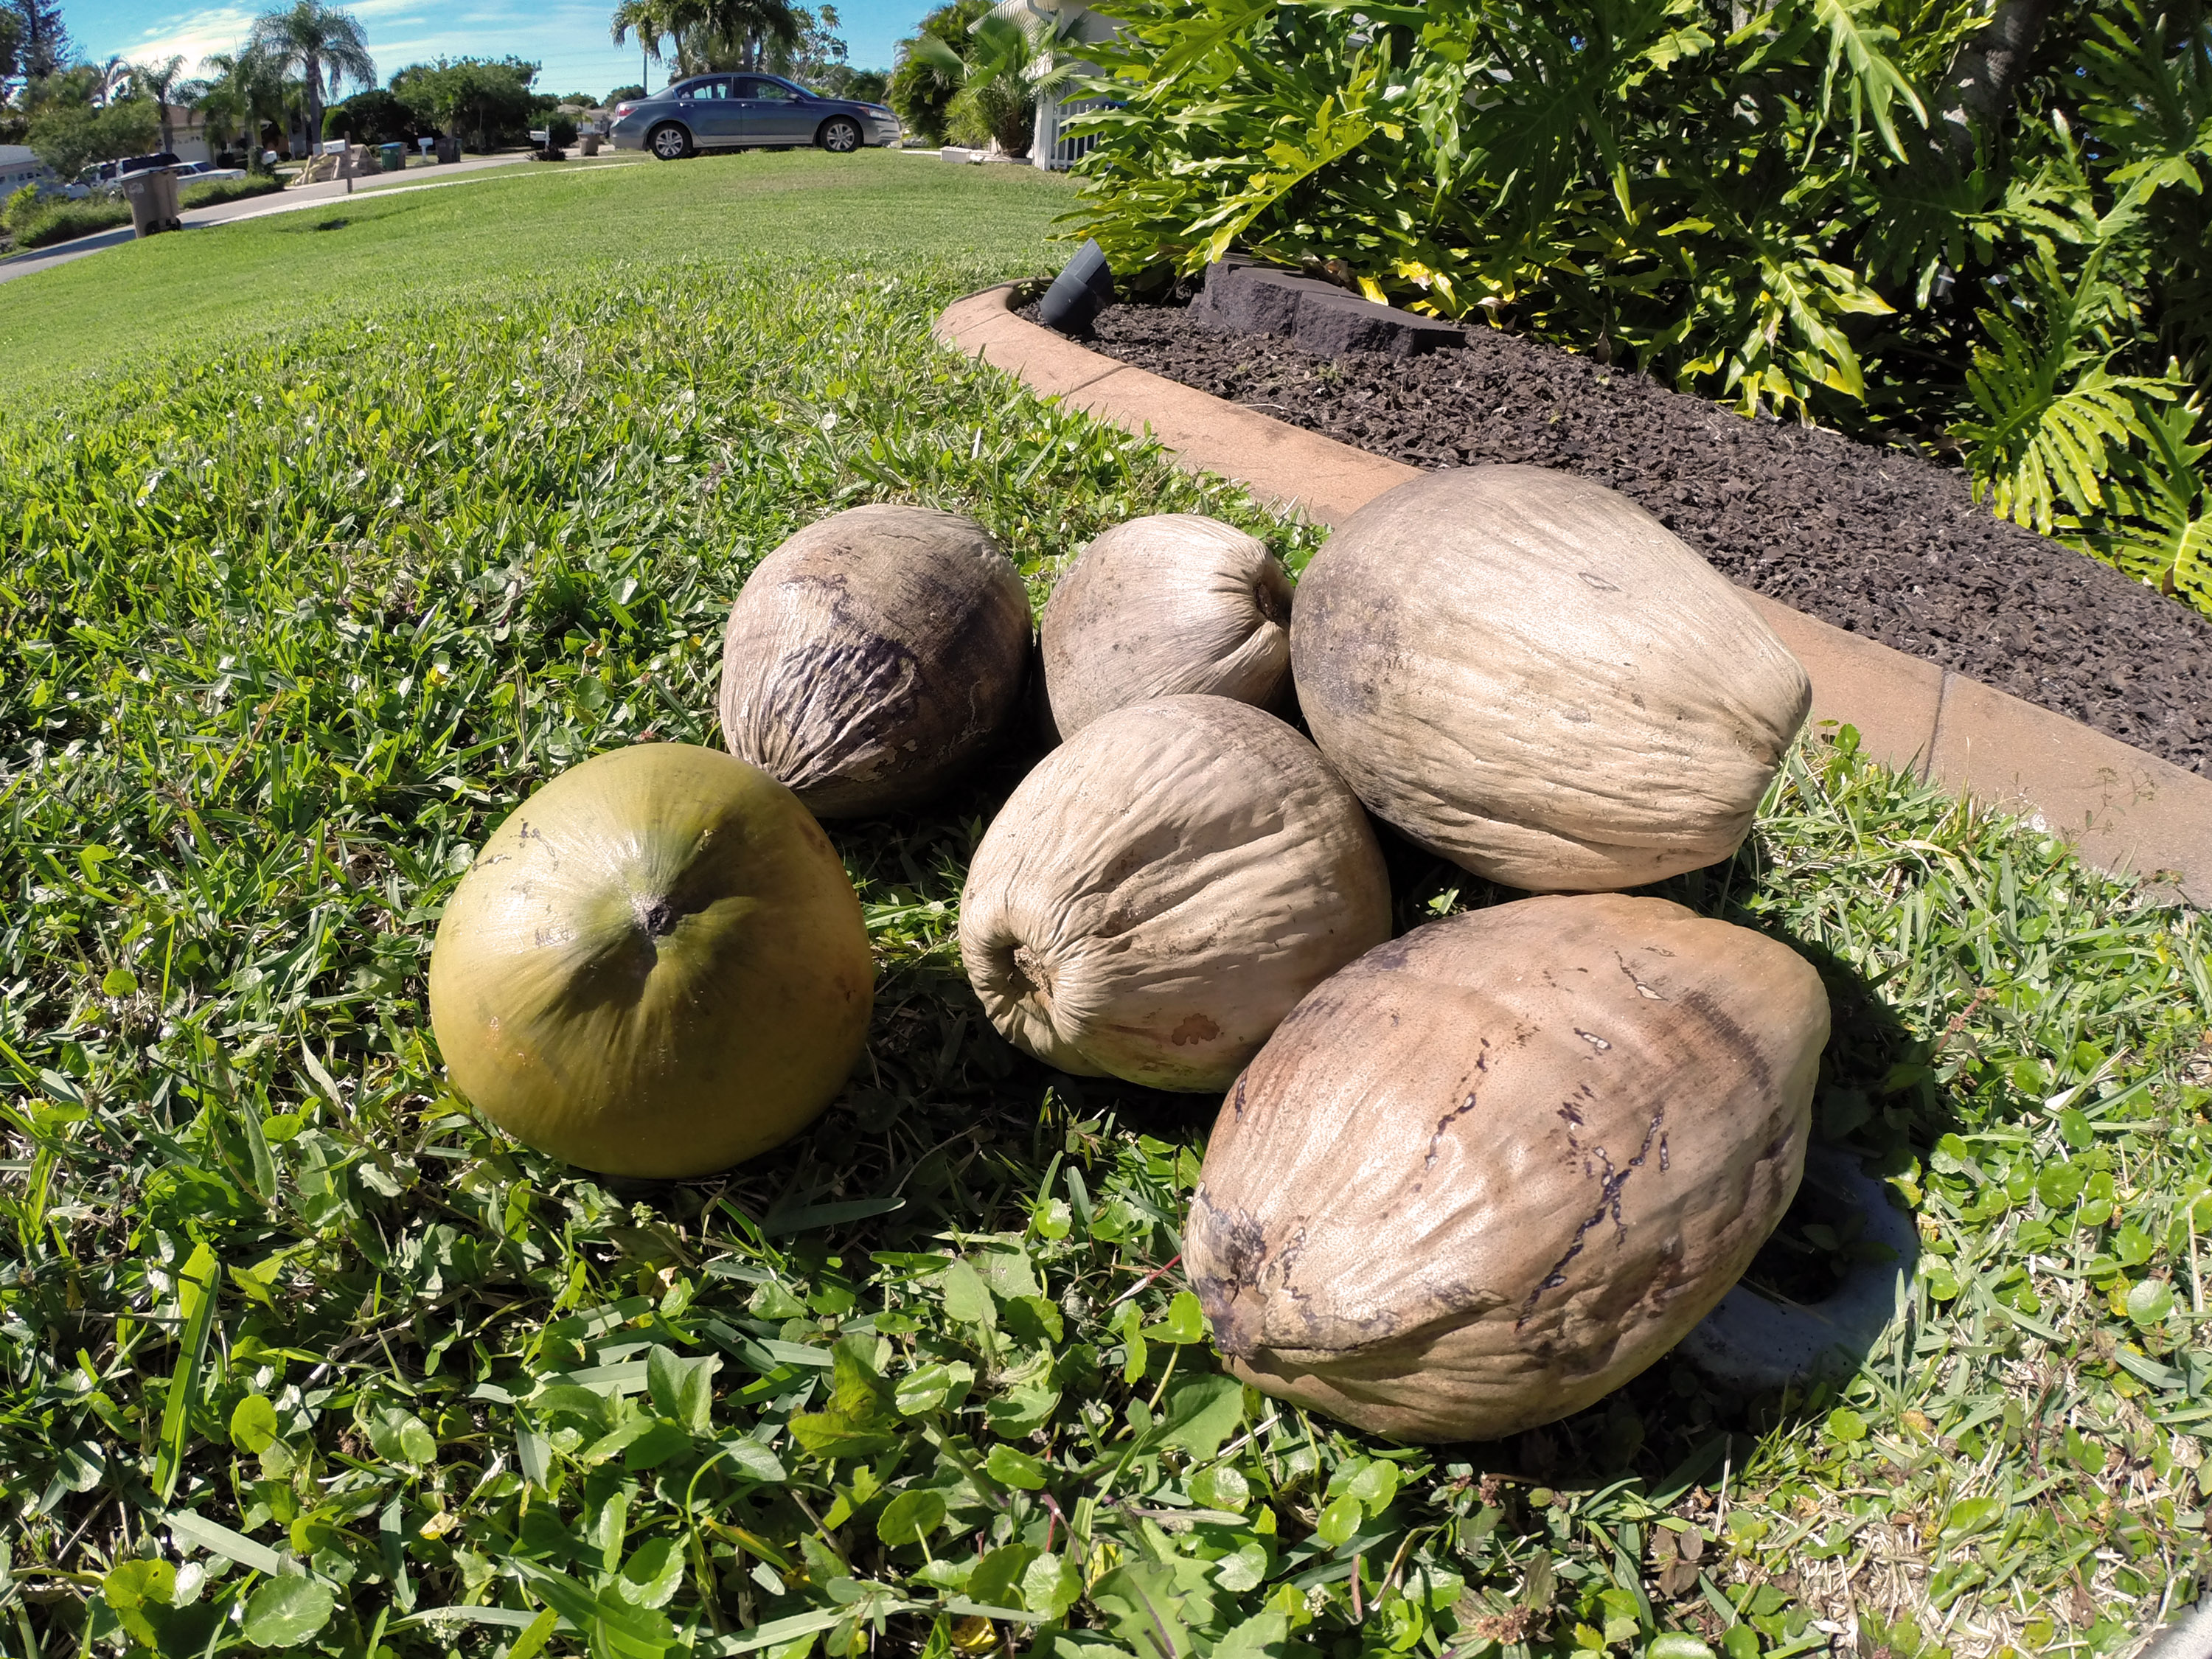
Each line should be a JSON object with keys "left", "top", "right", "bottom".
{"left": 1291, "top": 465, "right": 1811, "bottom": 891}
{"left": 1185, "top": 894, "right": 1829, "bottom": 1441}
{"left": 1040, "top": 514, "right": 1294, "bottom": 739}
{"left": 960, "top": 695, "right": 1390, "bottom": 1091}
{"left": 718, "top": 504, "right": 1031, "bottom": 817}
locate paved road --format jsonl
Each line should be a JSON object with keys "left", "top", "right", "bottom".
{"left": 0, "top": 153, "right": 646, "bottom": 287}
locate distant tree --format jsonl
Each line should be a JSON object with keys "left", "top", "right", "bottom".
{"left": 766, "top": 4, "right": 847, "bottom": 86}
{"left": 323, "top": 84, "right": 417, "bottom": 142}
{"left": 132, "top": 53, "right": 189, "bottom": 150}
{"left": 390, "top": 55, "right": 538, "bottom": 150}
{"left": 10, "top": 0, "right": 72, "bottom": 80}
{"left": 887, "top": 0, "right": 987, "bottom": 146}
{"left": 91, "top": 55, "right": 131, "bottom": 105}
{"left": 247, "top": 1, "right": 375, "bottom": 161}
{"left": 1, "top": 7, "right": 21, "bottom": 81}
{"left": 605, "top": 82, "right": 646, "bottom": 102}
{"left": 28, "top": 95, "right": 157, "bottom": 175}
{"left": 815, "top": 64, "right": 886, "bottom": 103}
{"left": 613, "top": 0, "right": 800, "bottom": 76}
{"left": 198, "top": 49, "right": 291, "bottom": 159}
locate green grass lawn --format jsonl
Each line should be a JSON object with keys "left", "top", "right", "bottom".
{"left": 1, "top": 150, "right": 2208, "bottom": 1659}
{"left": 1, "top": 150, "right": 1071, "bottom": 384}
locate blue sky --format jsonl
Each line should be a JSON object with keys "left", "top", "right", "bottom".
{"left": 65, "top": 0, "right": 922, "bottom": 99}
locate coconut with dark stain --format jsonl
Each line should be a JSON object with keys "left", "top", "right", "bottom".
{"left": 1185, "top": 892, "right": 1829, "bottom": 1442}
{"left": 717, "top": 504, "right": 1032, "bottom": 818}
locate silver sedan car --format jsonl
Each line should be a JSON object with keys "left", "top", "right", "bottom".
{"left": 610, "top": 74, "right": 902, "bottom": 161}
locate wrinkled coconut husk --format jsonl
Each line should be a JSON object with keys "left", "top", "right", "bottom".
{"left": 1291, "top": 466, "right": 1810, "bottom": 892}
{"left": 1040, "top": 515, "right": 1293, "bottom": 740}
{"left": 718, "top": 504, "right": 1031, "bottom": 817}
{"left": 961, "top": 695, "right": 1390, "bottom": 1091}
{"left": 1186, "top": 894, "right": 1829, "bottom": 1441}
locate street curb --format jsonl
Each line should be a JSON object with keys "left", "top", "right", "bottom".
{"left": 937, "top": 282, "right": 2212, "bottom": 908}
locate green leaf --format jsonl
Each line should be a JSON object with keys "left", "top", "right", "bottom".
{"left": 1824, "top": 1408, "right": 1867, "bottom": 1444}
{"left": 789, "top": 1335, "right": 898, "bottom": 1458}
{"left": 2037, "top": 1163, "right": 2087, "bottom": 1209}
{"left": 509, "top": 1609, "right": 561, "bottom": 1659}
{"left": 230, "top": 1394, "right": 280, "bottom": 1454}
{"left": 647, "top": 1345, "right": 718, "bottom": 1437}
{"left": 2126, "top": 1279, "right": 2176, "bottom": 1326}
{"left": 1315, "top": 1494, "right": 1363, "bottom": 1546}
{"left": 1648, "top": 1637, "right": 1717, "bottom": 1659}
{"left": 616, "top": 1537, "right": 686, "bottom": 1609}
{"left": 1942, "top": 1495, "right": 2005, "bottom": 1537}
{"left": 241, "top": 1576, "right": 335, "bottom": 1648}
{"left": 1214, "top": 1607, "right": 1289, "bottom": 1659}
{"left": 153, "top": 1242, "right": 220, "bottom": 1504}
{"left": 1021, "top": 1552, "right": 1082, "bottom": 1620}
{"left": 895, "top": 1361, "right": 975, "bottom": 1417}
{"left": 102, "top": 1559, "right": 178, "bottom": 1647}
{"left": 1347, "top": 1458, "right": 1398, "bottom": 1508}
{"left": 984, "top": 1444, "right": 1047, "bottom": 1489}
{"left": 2113, "top": 1223, "right": 2156, "bottom": 1267}
{"left": 369, "top": 1407, "right": 437, "bottom": 1467}
{"left": 101, "top": 967, "right": 138, "bottom": 997}
{"left": 938, "top": 1259, "right": 996, "bottom": 1329}
{"left": 877, "top": 1487, "right": 947, "bottom": 1547}
{"left": 1156, "top": 1374, "right": 1243, "bottom": 1460}
{"left": 1149, "top": 1291, "right": 1207, "bottom": 1344}
{"left": 1091, "top": 1560, "right": 1195, "bottom": 1659}
{"left": 969, "top": 1543, "right": 1037, "bottom": 1609}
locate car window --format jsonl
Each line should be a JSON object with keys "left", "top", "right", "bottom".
{"left": 736, "top": 78, "right": 799, "bottom": 100}
{"left": 679, "top": 78, "right": 729, "bottom": 100}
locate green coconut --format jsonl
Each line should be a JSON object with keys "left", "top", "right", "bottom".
{"left": 427, "top": 743, "right": 874, "bottom": 1178}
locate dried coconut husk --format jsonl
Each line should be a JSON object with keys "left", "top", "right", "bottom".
{"left": 1186, "top": 893, "right": 1829, "bottom": 1441}
{"left": 1040, "top": 515, "right": 1293, "bottom": 740}
{"left": 718, "top": 504, "right": 1031, "bottom": 818}
{"left": 960, "top": 695, "right": 1389, "bottom": 1091}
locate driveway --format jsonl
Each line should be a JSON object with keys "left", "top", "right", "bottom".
{"left": 0, "top": 153, "right": 644, "bottom": 286}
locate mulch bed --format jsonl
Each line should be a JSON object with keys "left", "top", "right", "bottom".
{"left": 1037, "top": 299, "right": 2212, "bottom": 780}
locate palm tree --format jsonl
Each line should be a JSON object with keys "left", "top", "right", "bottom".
{"left": 246, "top": 1, "right": 374, "bottom": 161}
{"left": 908, "top": 7, "right": 1078, "bottom": 156}
{"left": 92, "top": 55, "right": 133, "bottom": 105}
{"left": 133, "top": 54, "right": 190, "bottom": 152}
{"left": 612, "top": 0, "right": 799, "bottom": 74}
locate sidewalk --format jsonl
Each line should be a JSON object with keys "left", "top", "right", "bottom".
{"left": 0, "top": 153, "right": 644, "bottom": 286}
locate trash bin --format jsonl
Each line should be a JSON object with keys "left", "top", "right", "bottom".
{"left": 121, "top": 164, "right": 183, "bottom": 237}
{"left": 379, "top": 142, "right": 406, "bottom": 173}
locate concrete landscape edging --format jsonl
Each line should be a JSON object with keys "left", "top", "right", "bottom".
{"left": 936, "top": 282, "right": 2212, "bottom": 910}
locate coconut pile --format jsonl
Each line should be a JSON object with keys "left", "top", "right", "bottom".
{"left": 428, "top": 470, "right": 1834, "bottom": 1443}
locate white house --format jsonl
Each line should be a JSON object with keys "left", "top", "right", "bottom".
{"left": 0, "top": 145, "right": 58, "bottom": 197}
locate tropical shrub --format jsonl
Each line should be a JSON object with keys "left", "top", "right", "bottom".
{"left": 888, "top": 0, "right": 991, "bottom": 146}
{"left": 1065, "top": 0, "right": 2212, "bottom": 616}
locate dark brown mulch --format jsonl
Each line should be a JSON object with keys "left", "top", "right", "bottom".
{"left": 1037, "top": 299, "right": 2212, "bottom": 779}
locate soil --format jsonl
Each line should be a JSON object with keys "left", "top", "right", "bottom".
{"left": 1034, "top": 299, "right": 2212, "bottom": 779}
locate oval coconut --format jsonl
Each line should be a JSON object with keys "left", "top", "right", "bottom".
{"left": 1291, "top": 465, "right": 1811, "bottom": 892}
{"left": 960, "top": 695, "right": 1390, "bottom": 1091}
{"left": 1040, "top": 514, "right": 1293, "bottom": 739}
{"left": 718, "top": 504, "right": 1032, "bottom": 818}
{"left": 1185, "top": 894, "right": 1828, "bottom": 1441}
{"left": 428, "top": 743, "right": 874, "bottom": 1179}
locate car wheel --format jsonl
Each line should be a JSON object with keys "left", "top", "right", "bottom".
{"left": 818, "top": 117, "right": 862, "bottom": 154}
{"left": 649, "top": 122, "right": 693, "bottom": 161}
